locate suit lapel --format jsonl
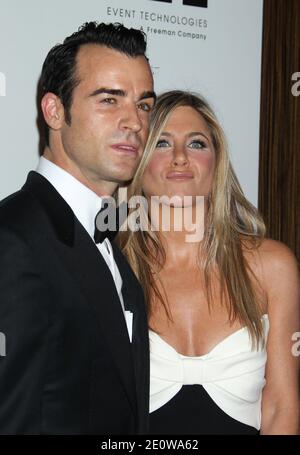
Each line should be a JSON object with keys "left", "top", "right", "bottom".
{"left": 58, "top": 223, "right": 138, "bottom": 415}
{"left": 23, "top": 172, "right": 138, "bottom": 415}
{"left": 112, "top": 244, "right": 150, "bottom": 431}
{"left": 111, "top": 243, "right": 144, "bottom": 330}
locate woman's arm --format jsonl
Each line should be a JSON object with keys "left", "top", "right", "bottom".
{"left": 260, "top": 239, "right": 300, "bottom": 435}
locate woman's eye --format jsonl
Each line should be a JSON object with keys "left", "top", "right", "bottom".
{"left": 189, "top": 140, "right": 207, "bottom": 149}
{"left": 156, "top": 139, "right": 170, "bottom": 148}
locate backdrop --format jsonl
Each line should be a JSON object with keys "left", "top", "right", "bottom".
{"left": 0, "top": 0, "right": 263, "bottom": 204}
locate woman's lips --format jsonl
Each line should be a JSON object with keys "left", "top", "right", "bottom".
{"left": 166, "top": 171, "right": 194, "bottom": 180}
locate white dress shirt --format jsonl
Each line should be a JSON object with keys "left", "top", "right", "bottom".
{"left": 36, "top": 156, "right": 132, "bottom": 341}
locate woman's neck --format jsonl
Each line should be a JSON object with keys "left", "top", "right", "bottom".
{"left": 149, "top": 198, "right": 206, "bottom": 244}
{"left": 148, "top": 200, "right": 208, "bottom": 268}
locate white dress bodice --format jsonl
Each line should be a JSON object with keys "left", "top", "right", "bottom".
{"left": 150, "top": 314, "right": 269, "bottom": 430}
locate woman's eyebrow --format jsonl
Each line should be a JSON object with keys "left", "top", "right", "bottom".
{"left": 160, "top": 131, "right": 210, "bottom": 141}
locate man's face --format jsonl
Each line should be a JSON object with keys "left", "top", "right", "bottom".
{"left": 58, "top": 44, "right": 155, "bottom": 195}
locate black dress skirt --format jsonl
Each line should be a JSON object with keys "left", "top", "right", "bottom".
{"left": 149, "top": 384, "right": 259, "bottom": 435}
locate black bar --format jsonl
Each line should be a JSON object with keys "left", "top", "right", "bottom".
{"left": 0, "top": 435, "right": 296, "bottom": 453}
{"left": 149, "top": 0, "right": 208, "bottom": 5}
{"left": 183, "top": 0, "right": 208, "bottom": 7}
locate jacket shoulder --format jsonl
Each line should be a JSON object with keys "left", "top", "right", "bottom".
{"left": 0, "top": 188, "right": 37, "bottom": 229}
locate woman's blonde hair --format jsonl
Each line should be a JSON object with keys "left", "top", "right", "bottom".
{"left": 117, "top": 90, "right": 266, "bottom": 348}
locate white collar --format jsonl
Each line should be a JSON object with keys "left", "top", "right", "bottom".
{"left": 36, "top": 156, "right": 103, "bottom": 239}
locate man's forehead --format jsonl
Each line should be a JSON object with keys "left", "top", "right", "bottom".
{"left": 76, "top": 43, "right": 150, "bottom": 75}
{"left": 77, "top": 43, "right": 119, "bottom": 62}
{"left": 73, "top": 44, "right": 153, "bottom": 97}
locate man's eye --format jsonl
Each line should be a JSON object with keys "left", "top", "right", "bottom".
{"left": 156, "top": 139, "right": 170, "bottom": 148}
{"left": 138, "top": 102, "right": 152, "bottom": 112}
{"left": 101, "top": 98, "right": 116, "bottom": 104}
{"left": 189, "top": 140, "right": 207, "bottom": 149}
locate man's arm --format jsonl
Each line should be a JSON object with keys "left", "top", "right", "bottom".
{"left": 0, "top": 227, "right": 50, "bottom": 434}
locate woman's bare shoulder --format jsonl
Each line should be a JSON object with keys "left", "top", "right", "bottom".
{"left": 242, "top": 237, "right": 299, "bottom": 298}
{"left": 254, "top": 238, "right": 299, "bottom": 299}
{"left": 242, "top": 236, "right": 297, "bottom": 264}
{"left": 256, "top": 238, "right": 298, "bottom": 268}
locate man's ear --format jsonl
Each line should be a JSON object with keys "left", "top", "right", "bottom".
{"left": 41, "top": 92, "right": 65, "bottom": 131}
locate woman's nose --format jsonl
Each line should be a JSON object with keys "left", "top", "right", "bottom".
{"left": 171, "top": 146, "right": 189, "bottom": 167}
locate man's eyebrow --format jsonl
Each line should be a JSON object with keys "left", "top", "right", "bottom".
{"left": 88, "top": 88, "right": 126, "bottom": 98}
{"left": 88, "top": 88, "right": 156, "bottom": 102}
{"left": 139, "top": 91, "right": 156, "bottom": 102}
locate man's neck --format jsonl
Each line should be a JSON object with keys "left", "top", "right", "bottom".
{"left": 42, "top": 147, "right": 117, "bottom": 197}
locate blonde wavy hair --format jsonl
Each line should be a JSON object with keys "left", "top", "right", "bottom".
{"left": 117, "top": 90, "right": 266, "bottom": 348}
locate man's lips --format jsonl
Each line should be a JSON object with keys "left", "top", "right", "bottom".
{"left": 166, "top": 171, "right": 194, "bottom": 180}
{"left": 110, "top": 143, "right": 139, "bottom": 155}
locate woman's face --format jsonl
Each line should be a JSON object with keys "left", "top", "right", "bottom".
{"left": 142, "top": 106, "right": 216, "bottom": 205}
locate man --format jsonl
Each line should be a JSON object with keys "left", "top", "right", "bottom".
{"left": 0, "top": 22, "right": 155, "bottom": 434}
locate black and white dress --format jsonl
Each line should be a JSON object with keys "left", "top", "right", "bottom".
{"left": 149, "top": 315, "right": 269, "bottom": 434}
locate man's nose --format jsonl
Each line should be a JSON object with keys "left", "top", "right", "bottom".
{"left": 120, "top": 104, "right": 143, "bottom": 133}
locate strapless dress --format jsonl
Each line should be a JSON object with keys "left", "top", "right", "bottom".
{"left": 149, "top": 315, "right": 269, "bottom": 434}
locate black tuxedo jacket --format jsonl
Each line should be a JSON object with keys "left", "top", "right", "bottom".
{"left": 0, "top": 171, "right": 149, "bottom": 434}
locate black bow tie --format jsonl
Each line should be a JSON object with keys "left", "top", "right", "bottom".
{"left": 94, "top": 200, "right": 128, "bottom": 244}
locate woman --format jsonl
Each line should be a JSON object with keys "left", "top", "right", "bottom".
{"left": 118, "top": 91, "right": 300, "bottom": 434}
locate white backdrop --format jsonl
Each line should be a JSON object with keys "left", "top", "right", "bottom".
{"left": 0, "top": 0, "right": 263, "bottom": 204}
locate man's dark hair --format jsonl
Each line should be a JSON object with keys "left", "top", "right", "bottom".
{"left": 39, "top": 22, "right": 148, "bottom": 144}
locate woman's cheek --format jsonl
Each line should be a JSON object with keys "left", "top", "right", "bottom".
{"left": 195, "top": 152, "right": 215, "bottom": 173}
{"left": 145, "top": 155, "right": 166, "bottom": 180}
{"left": 142, "top": 156, "right": 165, "bottom": 196}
